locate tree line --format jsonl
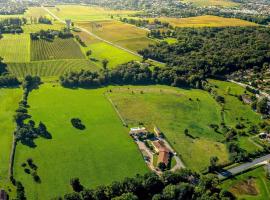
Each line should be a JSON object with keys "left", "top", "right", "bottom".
{"left": 0, "top": 18, "right": 26, "bottom": 34}
{"left": 30, "top": 28, "right": 73, "bottom": 41}
{"left": 56, "top": 170, "right": 235, "bottom": 200}
{"left": 0, "top": 57, "right": 20, "bottom": 87}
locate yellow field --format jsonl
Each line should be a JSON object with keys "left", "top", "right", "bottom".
{"left": 77, "top": 20, "right": 155, "bottom": 51}
{"left": 23, "top": 23, "right": 64, "bottom": 33}
{"left": 24, "top": 7, "right": 52, "bottom": 18}
{"left": 181, "top": 0, "right": 239, "bottom": 7}
{"left": 48, "top": 5, "right": 138, "bottom": 21}
{"left": 151, "top": 15, "right": 257, "bottom": 27}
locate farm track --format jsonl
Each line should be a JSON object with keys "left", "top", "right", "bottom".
{"left": 42, "top": 6, "right": 165, "bottom": 65}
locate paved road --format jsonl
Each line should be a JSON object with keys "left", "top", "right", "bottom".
{"left": 218, "top": 154, "right": 270, "bottom": 179}
{"left": 42, "top": 6, "right": 164, "bottom": 65}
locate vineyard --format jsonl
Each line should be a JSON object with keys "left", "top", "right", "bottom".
{"left": 7, "top": 59, "right": 99, "bottom": 78}
{"left": 31, "top": 38, "right": 85, "bottom": 61}
{"left": 0, "top": 34, "right": 30, "bottom": 62}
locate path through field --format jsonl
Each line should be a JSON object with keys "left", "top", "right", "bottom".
{"left": 42, "top": 6, "right": 164, "bottom": 65}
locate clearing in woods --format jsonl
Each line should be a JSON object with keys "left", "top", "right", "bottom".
{"left": 30, "top": 38, "right": 85, "bottom": 61}
{"left": 0, "top": 34, "right": 30, "bottom": 63}
{"left": 14, "top": 83, "right": 148, "bottom": 200}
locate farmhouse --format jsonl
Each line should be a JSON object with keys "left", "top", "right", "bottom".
{"left": 0, "top": 189, "right": 8, "bottom": 200}
{"left": 129, "top": 127, "right": 148, "bottom": 136}
{"left": 152, "top": 140, "right": 171, "bottom": 166}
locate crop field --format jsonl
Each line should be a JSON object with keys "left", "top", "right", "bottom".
{"left": 23, "top": 23, "right": 64, "bottom": 34}
{"left": 7, "top": 59, "right": 99, "bottom": 78}
{"left": 77, "top": 20, "right": 154, "bottom": 51}
{"left": 24, "top": 7, "right": 53, "bottom": 19}
{"left": 85, "top": 42, "right": 141, "bottom": 68}
{"left": 48, "top": 5, "right": 138, "bottom": 21}
{"left": 31, "top": 38, "right": 85, "bottom": 61}
{"left": 149, "top": 15, "right": 257, "bottom": 27}
{"left": 221, "top": 166, "right": 270, "bottom": 199}
{"left": 0, "top": 34, "right": 30, "bottom": 62}
{"left": 181, "top": 0, "right": 239, "bottom": 7}
{"left": 14, "top": 84, "right": 148, "bottom": 199}
{"left": 108, "top": 85, "right": 229, "bottom": 171}
{"left": 0, "top": 88, "right": 22, "bottom": 189}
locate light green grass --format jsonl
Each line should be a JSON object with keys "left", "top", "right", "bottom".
{"left": 31, "top": 38, "right": 85, "bottom": 61}
{"left": 7, "top": 59, "right": 100, "bottom": 78}
{"left": 108, "top": 85, "right": 229, "bottom": 171}
{"left": 181, "top": 0, "right": 239, "bottom": 7}
{"left": 23, "top": 23, "right": 64, "bottom": 34}
{"left": 0, "top": 34, "right": 30, "bottom": 62}
{"left": 85, "top": 42, "right": 141, "bottom": 68}
{"left": 0, "top": 88, "right": 22, "bottom": 191}
{"left": 221, "top": 166, "right": 270, "bottom": 199}
{"left": 14, "top": 83, "right": 148, "bottom": 199}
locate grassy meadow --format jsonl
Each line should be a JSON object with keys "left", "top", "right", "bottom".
{"left": 108, "top": 85, "right": 229, "bottom": 171}
{"left": 14, "top": 83, "right": 148, "bottom": 199}
{"left": 149, "top": 15, "right": 257, "bottom": 28}
{"left": 23, "top": 23, "right": 64, "bottom": 34}
{"left": 77, "top": 20, "right": 155, "bottom": 52}
{"left": 181, "top": 0, "right": 239, "bottom": 7}
{"left": 0, "top": 34, "right": 30, "bottom": 62}
{"left": 221, "top": 166, "right": 270, "bottom": 199}
{"left": 31, "top": 38, "right": 85, "bottom": 61}
{"left": 7, "top": 59, "right": 99, "bottom": 78}
{"left": 0, "top": 88, "right": 22, "bottom": 188}
{"left": 48, "top": 5, "right": 138, "bottom": 21}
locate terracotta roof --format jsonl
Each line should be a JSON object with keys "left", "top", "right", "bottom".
{"left": 158, "top": 151, "right": 170, "bottom": 166}
{"left": 152, "top": 140, "right": 170, "bottom": 152}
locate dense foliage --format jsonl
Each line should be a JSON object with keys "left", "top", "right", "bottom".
{"left": 60, "top": 62, "right": 203, "bottom": 89}
{"left": 139, "top": 27, "right": 270, "bottom": 76}
{"left": 58, "top": 170, "right": 234, "bottom": 200}
{"left": 0, "top": 18, "right": 25, "bottom": 34}
{"left": 30, "top": 29, "right": 73, "bottom": 41}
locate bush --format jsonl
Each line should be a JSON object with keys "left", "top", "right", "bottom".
{"left": 71, "top": 118, "right": 86, "bottom": 130}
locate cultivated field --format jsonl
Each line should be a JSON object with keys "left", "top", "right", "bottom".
{"left": 0, "top": 88, "right": 22, "bottom": 188}
{"left": 85, "top": 42, "right": 141, "bottom": 68}
{"left": 77, "top": 20, "right": 155, "bottom": 52}
{"left": 48, "top": 5, "right": 138, "bottom": 21}
{"left": 31, "top": 38, "right": 85, "bottom": 61}
{"left": 23, "top": 23, "right": 64, "bottom": 34}
{"left": 109, "top": 85, "right": 229, "bottom": 171}
{"left": 150, "top": 15, "right": 257, "bottom": 27}
{"left": 14, "top": 84, "right": 148, "bottom": 199}
{"left": 181, "top": 0, "right": 239, "bottom": 7}
{"left": 0, "top": 34, "right": 30, "bottom": 62}
{"left": 24, "top": 7, "right": 53, "bottom": 19}
{"left": 221, "top": 166, "right": 270, "bottom": 199}
{"left": 7, "top": 59, "right": 99, "bottom": 78}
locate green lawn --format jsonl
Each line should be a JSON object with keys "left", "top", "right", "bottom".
{"left": 14, "top": 83, "right": 148, "bottom": 199}
{"left": 85, "top": 42, "right": 141, "bottom": 68}
{"left": 108, "top": 85, "right": 229, "bottom": 171}
{"left": 221, "top": 166, "right": 270, "bottom": 199}
{"left": 0, "top": 88, "right": 22, "bottom": 191}
{"left": 0, "top": 34, "right": 30, "bottom": 62}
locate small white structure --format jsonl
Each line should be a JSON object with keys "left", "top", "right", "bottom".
{"left": 129, "top": 127, "right": 148, "bottom": 136}
{"left": 65, "top": 19, "right": 72, "bottom": 29}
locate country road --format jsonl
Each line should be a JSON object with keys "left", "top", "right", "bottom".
{"left": 218, "top": 154, "right": 270, "bottom": 179}
{"left": 42, "top": 6, "right": 164, "bottom": 65}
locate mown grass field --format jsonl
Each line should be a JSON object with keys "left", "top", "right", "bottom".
{"left": 31, "top": 38, "right": 85, "bottom": 61}
{"left": 181, "top": 0, "right": 239, "bottom": 7}
{"left": 14, "top": 83, "right": 148, "bottom": 199}
{"left": 221, "top": 166, "right": 270, "bottom": 199}
{"left": 0, "top": 88, "right": 22, "bottom": 190}
{"left": 148, "top": 15, "right": 257, "bottom": 27}
{"left": 7, "top": 59, "right": 99, "bottom": 78}
{"left": 108, "top": 85, "right": 229, "bottom": 171}
{"left": 0, "top": 34, "right": 30, "bottom": 62}
{"left": 84, "top": 42, "right": 141, "bottom": 68}
{"left": 24, "top": 7, "right": 53, "bottom": 19}
{"left": 77, "top": 20, "right": 155, "bottom": 52}
{"left": 48, "top": 5, "right": 138, "bottom": 21}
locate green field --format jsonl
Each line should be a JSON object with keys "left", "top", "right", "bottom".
{"left": 0, "top": 34, "right": 30, "bottom": 62}
{"left": 84, "top": 42, "right": 141, "bottom": 68}
{"left": 108, "top": 85, "right": 229, "bottom": 171}
{"left": 221, "top": 166, "right": 270, "bottom": 199}
{"left": 181, "top": 0, "right": 239, "bottom": 7}
{"left": 31, "top": 38, "right": 85, "bottom": 61}
{"left": 77, "top": 20, "right": 155, "bottom": 52}
{"left": 14, "top": 83, "right": 148, "bottom": 199}
{"left": 48, "top": 5, "right": 138, "bottom": 21}
{"left": 0, "top": 88, "right": 22, "bottom": 189}
{"left": 23, "top": 23, "right": 64, "bottom": 34}
{"left": 7, "top": 59, "right": 99, "bottom": 78}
